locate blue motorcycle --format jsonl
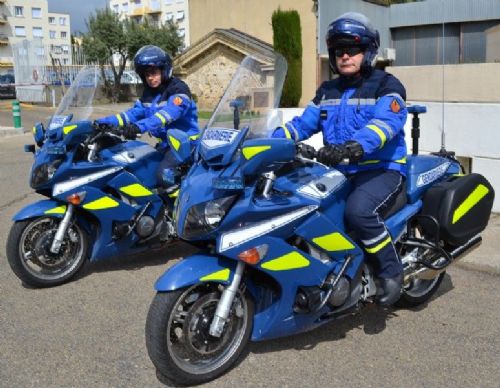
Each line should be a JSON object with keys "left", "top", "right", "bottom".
{"left": 7, "top": 67, "right": 190, "bottom": 287}
{"left": 145, "top": 56, "right": 494, "bottom": 385}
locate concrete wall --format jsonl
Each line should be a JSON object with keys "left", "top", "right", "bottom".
{"left": 188, "top": 0, "right": 317, "bottom": 107}
{"left": 387, "top": 63, "right": 500, "bottom": 103}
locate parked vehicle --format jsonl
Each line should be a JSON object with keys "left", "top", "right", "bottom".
{"left": 6, "top": 66, "right": 190, "bottom": 287}
{"left": 144, "top": 55, "right": 495, "bottom": 385}
{"left": 0, "top": 73, "right": 16, "bottom": 99}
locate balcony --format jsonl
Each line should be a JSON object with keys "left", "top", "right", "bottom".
{"left": 0, "top": 56, "right": 12, "bottom": 66}
{"left": 0, "top": 14, "right": 7, "bottom": 24}
{"left": 130, "top": 6, "right": 145, "bottom": 16}
{"left": 0, "top": 34, "right": 9, "bottom": 45}
{"left": 146, "top": 1, "right": 161, "bottom": 14}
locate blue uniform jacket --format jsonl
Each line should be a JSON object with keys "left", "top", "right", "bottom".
{"left": 103, "top": 78, "right": 199, "bottom": 149}
{"left": 279, "top": 69, "right": 408, "bottom": 175}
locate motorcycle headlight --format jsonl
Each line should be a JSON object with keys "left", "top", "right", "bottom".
{"left": 182, "top": 195, "right": 237, "bottom": 240}
{"left": 30, "top": 159, "right": 63, "bottom": 189}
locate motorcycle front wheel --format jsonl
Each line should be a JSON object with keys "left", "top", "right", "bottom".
{"left": 145, "top": 283, "right": 254, "bottom": 385}
{"left": 6, "top": 217, "right": 89, "bottom": 288}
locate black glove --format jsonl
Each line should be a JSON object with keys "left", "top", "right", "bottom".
{"left": 122, "top": 123, "right": 140, "bottom": 140}
{"left": 297, "top": 143, "right": 316, "bottom": 159}
{"left": 317, "top": 141, "right": 364, "bottom": 166}
{"left": 317, "top": 144, "right": 347, "bottom": 166}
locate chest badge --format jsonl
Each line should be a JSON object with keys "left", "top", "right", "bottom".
{"left": 390, "top": 99, "right": 401, "bottom": 113}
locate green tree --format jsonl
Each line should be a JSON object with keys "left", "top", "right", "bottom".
{"left": 82, "top": 9, "right": 183, "bottom": 102}
{"left": 272, "top": 8, "right": 302, "bottom": 107}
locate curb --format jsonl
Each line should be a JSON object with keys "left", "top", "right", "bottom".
{"left": 0, "top": 127, "right": 25, "bottom": 137}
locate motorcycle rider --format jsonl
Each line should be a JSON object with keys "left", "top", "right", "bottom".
{"left": 272, "top": 12, "right": 408, "bottom": 305}
{"left": 96, "top": 45, "right": 199, "bottom": 182}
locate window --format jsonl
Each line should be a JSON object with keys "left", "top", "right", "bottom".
{"left": 176, "top": 0, "right": 184, "bottom": 3}
{"left": 32, "top": 27, "right": 43, "bottom": 38}
{"left": 122, "top": 3, "right": 129, "bottom": 12}
{"left": 62, "top": 45, "right": 69, "bottom": 54}
{"left": 61, "top": 31, "right": 67, "bottom": 38}
{"left": 14, "top": 26, "right": 26, "bottom": 37}
{"left": 14, "top": 6, "right": 23, "bottom": 17}
{"left": 50, "top": 30, "right": 56, "bottom": 39}
{"left": 178, "top": 28, "right": 185, "bottom": 37}
{"left": 113, "top": 4, "right": 119, "bottom": 13}
{"left": 176, "top": 10, "right": 184, "bottom": 20}
{"left": 59, "top": 17, "right": 66, "bottom": 25}
{"left": 52, "top": 45, "right": 62, "bottom": 54}
{"left": 32, "top": 7, "right": 42, "bottom": 18}
{"left": 49, "top": 16, "right": 56, "bottom": 24}
{"left": 164, "top": 0, "right": 173, "bottom": 4}
{"left": 35, "top": 46, "right": 45, "bottom": 56}
{"left": 63, "top": 58, "right": 68, "bottom": 65}
{"left": 165, "top": 12, "right": 173, "bottom": 21}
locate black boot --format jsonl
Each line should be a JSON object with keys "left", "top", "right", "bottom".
{"left": 377, "top": 272, "right": 403, "bottom": 306}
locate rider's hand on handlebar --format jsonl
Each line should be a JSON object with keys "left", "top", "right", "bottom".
{"left": 317, "top": 141, "right": 364, "bottom": 166}
{"left": 122, "top": 123, "right": 141, "bottom": 140}
{"left": 297, "top": 143, "right": 316, "bottom": 159}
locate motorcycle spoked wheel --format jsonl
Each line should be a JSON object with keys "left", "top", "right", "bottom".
{"left": 145, "top": 283, "right": 254, "bottom": 385}
{"left": 6, "top": 217, "right": 89, "bottom": 288}
{"left": 395, "top": 227, "right": 445, "bottom": 308}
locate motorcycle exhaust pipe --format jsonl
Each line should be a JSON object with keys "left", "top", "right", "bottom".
{"left": 406, "top": 234, "right": 482, "bottom": 280}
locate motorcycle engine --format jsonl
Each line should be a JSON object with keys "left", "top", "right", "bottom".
{"left": 136, "top": 216, "right": 155, "bottom": 238}
{"left": 327, "top": 276, "right": 351, "bottom": 307}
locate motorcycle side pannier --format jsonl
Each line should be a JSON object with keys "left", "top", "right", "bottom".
{"left": 420, "top": 173, "right": 494, "bottom": 246}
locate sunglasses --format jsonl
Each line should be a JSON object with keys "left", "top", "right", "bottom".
{"left": 334, "top": 47, "right": 365, "bottom": 57}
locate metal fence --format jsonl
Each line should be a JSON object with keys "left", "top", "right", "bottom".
{"left": 11, "top": 39, "right": 135, "bottom": 103}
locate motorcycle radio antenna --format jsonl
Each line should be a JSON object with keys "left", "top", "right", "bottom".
{"left": 440, "top": 0, "right": 446, "bottom": 152}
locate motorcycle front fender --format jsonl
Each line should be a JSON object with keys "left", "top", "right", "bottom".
{"left": 12, "top": 199, "right": 67, "bottom": 221}
{"left": 154, "top": 254, "right": 237, "bottom": 291}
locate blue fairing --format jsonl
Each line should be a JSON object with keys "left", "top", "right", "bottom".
{"left": 13, "top": 199, "right": 65, "bottom": 221}
{"left": 155, "top": 254, "right": 237, "bottom": 291}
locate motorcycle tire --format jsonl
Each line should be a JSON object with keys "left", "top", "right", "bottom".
{"left": 6, "top": 217, "right": 89, "bottom": 288}
{"left": 145, "top": 283, "right": 254, "bottom": 385}
{"left": 395, "top": 271, "right": 445, "bottom": 308}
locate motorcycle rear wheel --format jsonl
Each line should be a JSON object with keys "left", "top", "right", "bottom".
{"left": 6, "top": 217, "right": 88, "bottom": 288}
{"left": 145, "top": 283, "right": 254, "bottom": 385}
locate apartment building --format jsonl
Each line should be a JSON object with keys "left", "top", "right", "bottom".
{"left": 109, "top": 0, "right": 190, "bottom": 48}
{"left": 0, "top": 0, "right": 71, "bottom": 69}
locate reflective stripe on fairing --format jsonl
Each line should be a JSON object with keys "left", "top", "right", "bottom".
{"left": 53, "top": 167, "right": 122, "bottom": 196}
{"left": 63, "top": 125, "right": 77, "bottom": 135}
{"left": 44, "top": 205, "right": 67, "bottom": 214}
{"left": 115, "top": 114, "right": 124, "bottom": 127}
{"left": 168, "top": 189, "right": 179, "bottom": 198}
{"left": 261, "top": 252, "right": 310, "bottom": 271}
{"left": 358, "top": 159, "right": 380, "bottom": 165}
{"left": 312, "top": 232, "right": 355, "bottom": 251}
{"left": 169, "top": 135, "right": 181, "bottom": 151}
{"left": 283, "top": 126, "right": 292, "bottom": 139}
{"left": 189, "top": 133, "right": 200, "bottom": 140}
{"left": 242, "top": 145, "right": 271, "bottom": 160}
{"left": 366, "top": 124, "right": 387, "bottom": 148}
{"left": 452, "top": 184, "right": 489, "bottom": 224}
{"left": 365, "top": 236, "right": 392, "bottom": 254}
{"left": 119, "top": 183, "right": 152, "bottom": 197}
{"left": 219, "top": 205, "right": 318, "bottom": 252}
{"left": 200, "top": 268, "right": 230, "bottom": 282}
{"left": 82, "top": 196, "right": 119, "bottom": 210}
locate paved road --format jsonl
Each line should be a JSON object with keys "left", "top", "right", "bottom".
{"left": 1, "top": 132, "right": 499, "bottom": 387}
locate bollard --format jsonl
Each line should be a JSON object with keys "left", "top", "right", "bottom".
{"left": 12, "top": 100, "right": 21, "bottom": 128}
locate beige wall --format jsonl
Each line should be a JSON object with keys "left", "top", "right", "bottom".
{"left": 189, "top": 0, "right": 317, "bottom": 107}
{"left": 387, "top": 63, "right": 500, "bottom": 103}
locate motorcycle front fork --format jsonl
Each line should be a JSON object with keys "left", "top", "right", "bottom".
{"left": 209, "top": 261, "right": 246, "bottom": 337}
{"left": 50, "top": 204, "right": 74, "bottom": 254}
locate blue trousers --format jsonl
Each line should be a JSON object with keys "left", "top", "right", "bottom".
{"left": 344, "top": 169, "right": 404, "bottom": 279}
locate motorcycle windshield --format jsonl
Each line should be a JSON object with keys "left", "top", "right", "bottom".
{"left": 48, "top": 66, "right": 101, "bottom": 130}
{"left": 205, "top": 54, "right": 288, "bottom": 140}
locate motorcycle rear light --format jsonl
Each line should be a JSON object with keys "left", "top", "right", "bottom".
{"left": 238, "top": 244, "right": 268, "bottom": 265}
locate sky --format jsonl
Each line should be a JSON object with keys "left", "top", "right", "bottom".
{"left": 48, "top": 0, "right": 109, "bottom": 35}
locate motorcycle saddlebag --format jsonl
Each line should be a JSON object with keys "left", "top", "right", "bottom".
{"left": 420, "top": 173, "right": 494, "bottom": 246}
